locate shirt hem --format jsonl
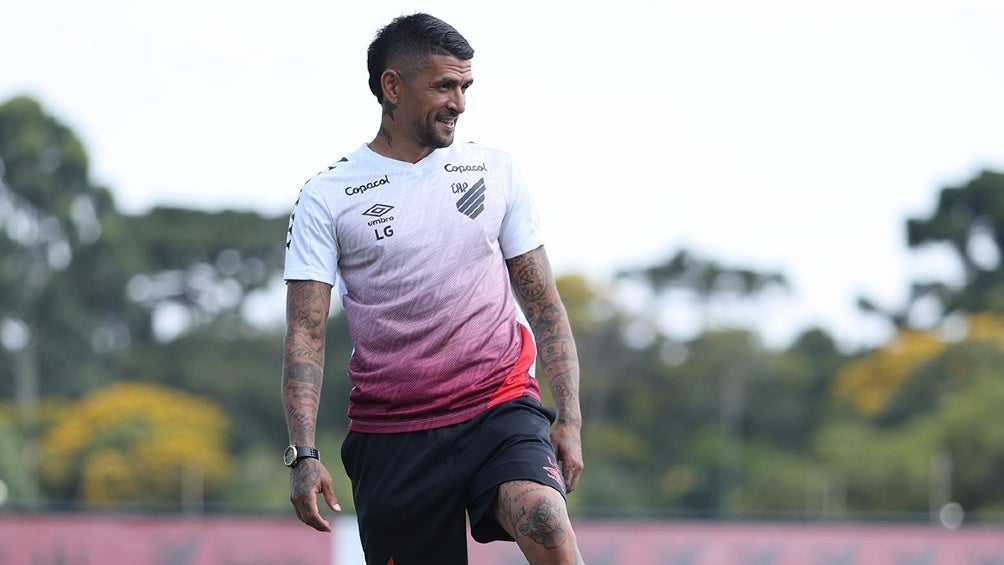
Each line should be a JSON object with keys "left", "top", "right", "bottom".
{"left": 346, "top": 391, "right": 542, "bottom": 434}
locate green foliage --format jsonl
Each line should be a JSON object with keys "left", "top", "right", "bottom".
{"left": 739, "top": 444, "right": 818, "bottom": 514}
{"left": 0, "top": 96, "right": 144, "bottom": 397}
{"left": 815, "top": 420, "right": 935, "bottom": 512}
{"left": 927, "top": 362, "right": 1004, "bottom": 511}
{"left": 0, "top": 415, "right": 35, "bottom": 504}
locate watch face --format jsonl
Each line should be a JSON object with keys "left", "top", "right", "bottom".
{"left": 283, "top": 445, "right": 297, "bottom": 467}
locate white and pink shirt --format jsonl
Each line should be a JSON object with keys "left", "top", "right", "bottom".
{"left": 284, "top": 142, "right": 543, "bottom": 433}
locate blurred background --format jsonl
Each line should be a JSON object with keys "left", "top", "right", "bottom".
{"left": 2, "top": 0, "right": 1004, "bottom": 563}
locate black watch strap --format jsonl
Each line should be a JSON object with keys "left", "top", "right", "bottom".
{"left": 283, "top": 445, "right": 319, "bottom": 468}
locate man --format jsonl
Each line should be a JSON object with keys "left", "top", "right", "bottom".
{"left": 281, "top": 13, "right": 583, "bottom": 564}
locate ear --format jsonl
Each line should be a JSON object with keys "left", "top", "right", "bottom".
{"left": 381, "top": 69, "right": 402, "bottom": 104}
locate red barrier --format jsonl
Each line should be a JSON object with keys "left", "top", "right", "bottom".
{"left": 0, "top": 514, "right": 331, "bottom": 565}
{"left": 2, "top": 515, "right": 1002, "bottom": 564}
{"left": 468, "top": 520, "right": 1004, "bottom": 565}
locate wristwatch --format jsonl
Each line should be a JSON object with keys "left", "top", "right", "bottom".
{"left": 283, "top": 445, "right": 319, "bottom": 468}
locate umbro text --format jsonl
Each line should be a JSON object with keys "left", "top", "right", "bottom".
{"left": 366, "top": 215, "right": 395, "bottom": 227}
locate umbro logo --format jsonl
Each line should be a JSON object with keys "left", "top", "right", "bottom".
{"left": 364, "top": 204, "right": 395, "bottom": 228}
{"left": 456, "top": 178, "right": 485, "bottom": 219}
{"left": 363, "top": 204, "right": 394, "bottom": 217}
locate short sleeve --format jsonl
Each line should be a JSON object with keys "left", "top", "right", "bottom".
{"left": 283, "top": 185, "right": 339, "bottom": 286}
{"left": 498, "top": 158, "right": 543, "bottom": 259}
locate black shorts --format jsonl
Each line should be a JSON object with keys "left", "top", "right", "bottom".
{"left": 340, "top": 397, "right": 566, "bottom": 564}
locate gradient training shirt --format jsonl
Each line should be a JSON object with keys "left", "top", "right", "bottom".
{"left": 283, "top": 141, "right": 543, "bottom": 433}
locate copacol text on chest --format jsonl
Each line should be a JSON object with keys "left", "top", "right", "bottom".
{"left": 345, "top": 175, "right": 390, "bottom": 196}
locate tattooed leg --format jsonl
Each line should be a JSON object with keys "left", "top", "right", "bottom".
{"left": 494, "top": 480, "right": 583, "bottom": 565}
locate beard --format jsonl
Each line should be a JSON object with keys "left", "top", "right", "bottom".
{"left": 414, "top": 110, "right": 459, "bottom": 149}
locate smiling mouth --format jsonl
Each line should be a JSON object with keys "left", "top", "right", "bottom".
{"left": 438, "top": 113, "right": 459, "bottom": 130}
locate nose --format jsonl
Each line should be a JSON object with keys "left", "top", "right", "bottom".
{"left": 448, "top": 86, "right": 466, "bottom": 114}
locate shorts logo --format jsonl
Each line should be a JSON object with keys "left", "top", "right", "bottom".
{"left": 456, "top": 178, "right": 486, "bottom": 219}
{"left": 543, "top": 456, "right": 563, "bottom": 487}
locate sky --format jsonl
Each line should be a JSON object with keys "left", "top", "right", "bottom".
{"left": 3, "top": 0, "right": 1004, "bottom": 350}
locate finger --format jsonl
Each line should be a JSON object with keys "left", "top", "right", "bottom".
{"left": 301, "top": 498, "right": 333, "bottom": 532}
{"left": 563, "top": 467, "right": 578, "bottom": 493}
{"left": 291, "top": 487, "right": 332, "bottom": 532}
{"left": 321, "top": 485, "right": 342, "bottom": 513}
{"left": 560, "top": 454, "right": 583, "bottom": 493}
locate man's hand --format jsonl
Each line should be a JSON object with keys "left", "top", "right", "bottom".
{"left": 551, "top": 420, "right": 583, "bottom": 493}
{"left": 289, "top": 458, "right": 340, "bottom": 532}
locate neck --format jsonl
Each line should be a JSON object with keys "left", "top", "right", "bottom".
{"left": 368, "top": 131, "right": 435, "bottom": 164}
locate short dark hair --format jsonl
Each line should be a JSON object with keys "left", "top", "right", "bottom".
{"left": 367, "top": 13, "right": 475, "bottom": 103}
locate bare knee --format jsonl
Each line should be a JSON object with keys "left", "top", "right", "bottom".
{"left": 493, "top": 480, "right": 583, "bottom": 564}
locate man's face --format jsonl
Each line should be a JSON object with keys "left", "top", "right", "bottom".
{"left": 396, "top": 54, "right": 474, "bottom": 149}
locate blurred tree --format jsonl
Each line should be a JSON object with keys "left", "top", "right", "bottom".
{"left": 40, "top": 381, "right": 231, "bottom": 507}
{"left": 818, "top": 312, "right": 1004, "bottom": 516}
{"left": 930, "top": 363, "right": 1004, "bottom": 514}
{"left": 861, "top": 169, "right": 1004, "bottom": 328}
{"left": 621, "top": 249, "right": 788, "bottom": 302}
{"left": 814, "top": 419, "right": 933, "bottom": 513}
{"left": 832, "top": 329, "right": 946, "bottom": 417}
{"left": 603, "top": 251, "right": 811, "bottom": 516}
{"left": 0, "top": 96, "right": 151, "bottom": 506}
{"left": 618, "top": 249, "right": 788, "bottom": 334}
{"left": 0, "top": 415, "right": 33, "bottom": 506}
{"left": 0, "top": 96, "right": 144, "bottom": 397}
{"left": 551, "top": 275, "right": 656, "bottom": 511}
{"left": 119, "top": 207, "right": 289, "bottom": 340}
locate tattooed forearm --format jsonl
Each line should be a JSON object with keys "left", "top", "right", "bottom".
{"left": 538, "top": 335, "right": 577, "bottom": 364}
{"left": 283, "top": 360, "right": 322, "bottom": 438}
{"left": 506, "top": 247, "right": 581, "bottom": 427}
{"left": 282, "top": 280, "right": 332, "bottom": 445}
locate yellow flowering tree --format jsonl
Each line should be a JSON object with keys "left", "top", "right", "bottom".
{"left": 832, "top": 328, "right": 947, "bottom": 415}
{"left": 833, "top": 312, "right": 1004, "bottom": 417}
{"left": 41, "top": 381, "right": 231, "bottom": 506}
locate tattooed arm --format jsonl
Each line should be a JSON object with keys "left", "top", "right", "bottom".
{"left": 282, "top": 279, "right": 340, "bottom": 532}
{"left": 506, "top": 246, "right": 584, "bottom": 493}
